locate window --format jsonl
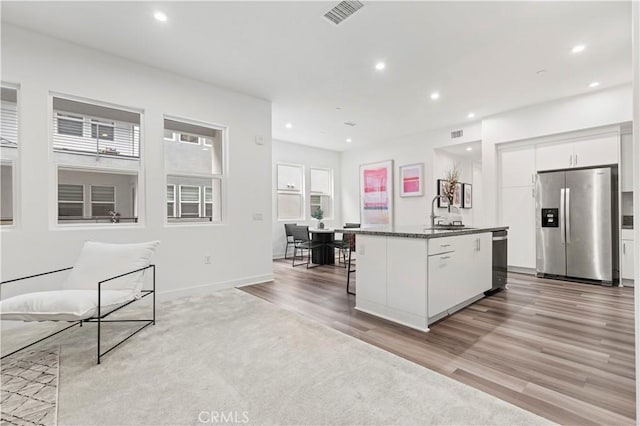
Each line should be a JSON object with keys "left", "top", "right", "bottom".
{"left": 310, "top": 168, "right": 332, "bottom": 219}
{"left": 167, "top": 185, "right": 176, "bottom": 217}
{"left": 90, "top": 120, "right": 115, "bottom": 141}
{"left": 179, "top": 185, "right": 200, "bottom": 217}
{"left": 165, "top": 117, "right": 224, "bottom": 223}
{"left": 57, "top": 114, "right": 84, "bottom": 137}
{"left": 180, "top": 133, "right": 199, "bottom": 144}
{"left": 58, "top": 184, "right": 84, "bottom": 217}
{"left": 0, "top": 162, "right": 14, "bottom": 225}
{"left": 276, "top": 163, "right": 304, "bottom": 220}
{"left": 1, "top": 86, "right": 18, "bottom": 226}
{"left": 52, "top": 97, "right": 140, "bottom": 158}
{"left": 91, "top": 185, "right": 115, "bottom": 216}
{"left": 57, "top": 168, "right": 138, "bottom": 224}
{"left": 204, "top": 187, "right": 213, "bottom": 217}
{"left": 1, "top": 87, "right": 18, "bottom": 147}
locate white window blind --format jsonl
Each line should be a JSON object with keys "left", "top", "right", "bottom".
{"left": 310, "top": 169, "right": 331, "bottom": 194}
{"left": 58, "top": 184, "right": 84, "bottom": 217}
{"left": 180, "top": 185, "right": 201, "bottom": 217}
{"left": 91, "top": 186, "right": 115, "bottom": 216}
{"left": 1, "top": 99, "right": 18, "bottom": 147}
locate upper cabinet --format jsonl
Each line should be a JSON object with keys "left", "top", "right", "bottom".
{"left": 621, "top": 133, "right": 633, "bottom": 192}
{"left": 500, "top": 146, "right": 536, "bottom": 187}
{"left": 535, "top": 132, "right": 619, "bottom": 172}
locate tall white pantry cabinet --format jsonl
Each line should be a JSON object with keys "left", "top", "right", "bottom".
{"left": 499, "top": 130, "right": 623, "bottom": 274}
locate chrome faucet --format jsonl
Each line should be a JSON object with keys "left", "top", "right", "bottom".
{"left": 430, "top": 195, "right": 448, "bottom": 228}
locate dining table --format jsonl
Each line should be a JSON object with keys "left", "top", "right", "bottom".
{"left": 308, "top": 228, "right": 336, "bottom": 265}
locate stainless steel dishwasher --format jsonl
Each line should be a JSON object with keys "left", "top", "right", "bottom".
{"left": 487, "top": 229, "right": 508, "bottom": 294}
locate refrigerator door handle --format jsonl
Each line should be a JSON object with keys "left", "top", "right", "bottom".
{"left": 560, "top": 188, "right": 566, "bottom": 244}
{"left": 566, "top": 188, "right": 571, "bottom": 244}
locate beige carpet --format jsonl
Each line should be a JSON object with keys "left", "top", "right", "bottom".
{"left": 2, "top": 289, "right": 552, "bottom": 425}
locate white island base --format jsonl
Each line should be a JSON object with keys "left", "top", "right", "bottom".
{"left": 353, "top": 229, "right": 498, "bottom": 332}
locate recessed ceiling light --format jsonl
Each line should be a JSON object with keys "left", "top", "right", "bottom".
{"left": 154, "top": 11, "right": 168, "bottom": 22}
{"left": 571, "top": 44, "right": 586, "bottom": 54}
{"left": 430, "top": 92, "right": 440, "bottom": 100}
{"left": 346, "top": 138, "right": 352, "bottom": 143}
{"left": 375, "top": 62, "right": 385, "bottom": 71}
{"left": 466, "top": 147, "right": 473, "bottom": 152}
{"left": 467, "top": 112, "right": 475, "bottom": 119}
{"left": 285, "top": 123, "right": 292, "bottom": 129}
{"left": 589, "top": 81, "right": 600, "bottom": 88}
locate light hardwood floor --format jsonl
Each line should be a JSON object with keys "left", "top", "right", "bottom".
{"left": 241, "top": 258, "right": 636, "bottom": 425}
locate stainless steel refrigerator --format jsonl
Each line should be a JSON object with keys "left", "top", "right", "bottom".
{"left": 535, "top": 166, "right": 618, "bottom": 285}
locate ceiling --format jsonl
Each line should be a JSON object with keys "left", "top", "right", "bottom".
{"left": 1, "top": 1, "right": 632, "bottom": 152}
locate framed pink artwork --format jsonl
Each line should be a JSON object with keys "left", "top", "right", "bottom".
{"left": 399, "top": 163, "right": 424, "bottom": 197}
{"left": 360, "top": 160, "right": 393, "bottom": 226}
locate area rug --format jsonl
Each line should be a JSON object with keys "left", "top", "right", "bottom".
{"left": 1, "top": 346, "right": 59, "bottom": 426}
{"left": 2, "top": 290, "right": 552, "bottom": 425}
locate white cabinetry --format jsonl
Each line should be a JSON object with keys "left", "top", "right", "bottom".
{"left": 355, "top": 232, "right": 493, "bottom": 331}
{"left": 356, "top": 235, "right": 388, "bottom": 306}
{"left": 621, "top": 133, "right": 633, "bottom": 192}
{"left": 499, "top": 146, "right": 536, "bottom": 269}
{"left": 536, "top": 133, "right": 619, "bottom": 171}
{"left": 427, "top": 233, "right": 492, "bottom": 318}
{"left": 621, "top": 240, "right": 634, "bottom": 280}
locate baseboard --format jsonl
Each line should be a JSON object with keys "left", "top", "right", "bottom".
{"left": 157, "top": 274, "right": 274, "bottom": 301}
{"left": 621, "top": 278, "right": 635, "bottom": 288}
{"left": 507, "top": 266, "right": 536, "bottom": 275}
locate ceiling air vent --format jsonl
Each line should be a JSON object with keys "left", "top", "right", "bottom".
{"left": 451, "top": 130, "right": 463, "bottom": 139}
{"left": 323, "top": 1, "right": 364, "bottom": 25}
{"left": 344, "top": 121, "right": 357, "bottom": 127}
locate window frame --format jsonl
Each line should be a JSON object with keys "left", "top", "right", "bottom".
{"left": 309, "top": 167, "right": 333, "bottom": 220}
{"left": 276, "top": 162, "right": 305, "bottom": 221}
{"left": 90, "top": 119, "right": 115, "bottom": 141}
{"left": 179, "top": 185, "right": 202, "bottom": 218}
{"left": 58, "top": 183, "right": 85, "bottom": 218}
{"left": 164, "top": 115, "right": 227, "bottom": 227}
{"left": 167, "top": 184, "right": 176, "bottom": 218}
{"left": 204, "top": 186, "right": 213, "bottom": 218}
{"left": 1, "top": 83, "right": 20, "bottom": 229}
{"left": 90, "top": 184, "right": 116, "bottom": 217}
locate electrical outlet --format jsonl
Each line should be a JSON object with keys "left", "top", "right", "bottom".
{"left": 253, "top": 213, "right": 263, "bottom": 221}
{"left": 204, "top": 255, "right": 211, "bottom": 264}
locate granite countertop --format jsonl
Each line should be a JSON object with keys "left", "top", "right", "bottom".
{"left": 340, "top": 226, "right": 509, "bottom": 239}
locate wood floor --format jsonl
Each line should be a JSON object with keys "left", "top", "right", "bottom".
{"left": 241, "top": 258, "right": 636, "bottom": 425}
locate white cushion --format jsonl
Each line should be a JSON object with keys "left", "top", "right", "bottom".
{"left": 0, "top": 290, "right": 136, "bottom": 321}
{"left": 63, "top": 240, "right": 160, "bottom": 293}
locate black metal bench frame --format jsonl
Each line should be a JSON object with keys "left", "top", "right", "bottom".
{"left": 1, "top": 264, "right": 155, "bottom": 364}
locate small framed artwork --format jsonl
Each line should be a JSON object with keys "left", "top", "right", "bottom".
{"left": 436, "top": 179, "right": 449, "bottom": 208}
{"left": 399, "top": 163, "right": 424, "bottom": 197}
{"left": 452, "top": 182, "right": 463, "bottom": 208}
{"left": 463, "top": 183, "right": 473, "bottom": 209}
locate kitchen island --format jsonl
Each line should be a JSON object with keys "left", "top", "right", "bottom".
{"left": 342, "top": 226, "right": 508, "bottom": 331}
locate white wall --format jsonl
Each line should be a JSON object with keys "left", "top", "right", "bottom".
{"left": 0, "top": 25, "right": 273, "bottom": 298}
{"left": 431, "top": 149, "right": 478, "bottom": 226}
{"left": 272, "top": 139, "right": 341, "bottom": 258}
{"left": 341, "top": 123, "right": 481, "bottom": 228}
{"left": 482, "top": 84, "right": 633, "bottom": 225}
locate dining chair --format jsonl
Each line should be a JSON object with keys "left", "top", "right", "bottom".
{"left": 346, "top": 233, "right": 356, "bottom": 295}
{"left": 291, "top": 225, "right": 322, "bottom": 268}
{"left": 283, "top": 223, "right": 297, "bottom": 259}
{"left": 332, "top": 223, "right": 361, "bottom": 265}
